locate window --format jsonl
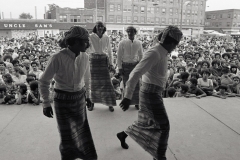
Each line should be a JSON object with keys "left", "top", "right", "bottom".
{"left": 227, "top": 22, "right": 230, "bottom": 26}
{"left": 109, "top": 15, "right": 115, "bottom": 22}
{"left": 59, "top": 15, "right": 67, "bottom": 22}
{"left": 195, "top": 11, "right": 198, "bottom": 16}
{"left": 127, "top": 6, "right": 132, "bottom": 12}
{"left": 161, "top": 18, "right": 166, "bottom": 24}
{"left": 150, "top": 17, "right": 154, "bottom": 23}
{"left": 234, "top": 14, "right": 237, "bottom": 19}
{"left": 156, "top": 7, "right": 160, "bottom": 13}
{"left": 186, "top": 19, "right": 190, "bottom": 25}
{"left": 110, "top": 4, "right": 114, "bottom": 11}
{"left": 97, "top": 16, "right": 103, "bottom": 22}
{"left": 237, "top": 22, "right": 240, "bottom": 27}
{"left": 134, "top": 6, "right": 138, "bottom": 13}
{"left": 127, "top": 16, "right": 131, "bottom": 23}
{"left": 212, "top": 15, "right": 216, "bottom": 19}
{"left": 117, "top": 4, "right": 121, "bottom": 11}
{"left": 117, "top": 16, "right": 121, "bottom": 23}
{"left": 155, "top": 17, "right": 159, "bottom": 23}
{"left": 162, "top": 8, "right": 166, "bottom": 14}
{"left": 174, "top": 18, "right": 178, "bottom": 24}
{"left": 141, "top": 7, "right": 145, "bottom": 13}
{"left": 169, "top": 18, "right": 173, "bottom": 24}
{"left": 170, "top": 0, "right": 174, "bottom": 4}
{"left": 169, "top": 8, "right": 173, "bottom": 15}
{"left": 163, "top": 0, "right": 166, "bottom": 4}
{"left": 228, "top": 14, "right": 231, "bottom": 18}
{"left": 206, "top": 15, "right": 211, "bottom": 19}
{"left": 123, "top": 5, "right": 128, "bottom": 12}
{"left": 123, "top": 16, "right": 127, "bottom": 23}
{"left": 147, "top": 7, "right": 151, "bottom": 13}
{"left": 218, "top": 22, "right": 221, "bottom": 26}
{"left": 187, "top": 10, "right": 191, "bottom": 16}
{"left": 70, "top": 15, "right": 81, "bottom": 22}
{"left": 150, "top": 7, "right": 154, "bottom": 14}
{"left": 200, "top": 1, "right": 203, "bottom": 6}
{"left": 238, "top": 14, "right": 240, "bottom": 19}
{"left": 194, "top": 20, "right": 197, "bottom": 25}
{"left": 147, "top": 17, "right": 151, "bottom": 23}
{"left": 175, "top": 9, "right": 178, "bottom": 15}
{"left": 140, "top": 16, "right": 145, "bottom": 23}
{"left": 84, "top": 15, "right": 93, "bottom": 23}
{"left": 134, "top": 16, "right": 138, "bottom": 23}
{"left": 233, "top": 23, "right": 236, "bottom": 27}
{"left": 192, "top": 11, "right": 195, "bottom": 16}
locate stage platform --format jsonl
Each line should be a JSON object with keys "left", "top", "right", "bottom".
{"left": 0, "top": 97, "right": 240, "bottom": 160}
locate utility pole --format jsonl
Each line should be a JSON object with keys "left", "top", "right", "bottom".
{"left": 95, "top": 0, "right": 98, "bottom": 22}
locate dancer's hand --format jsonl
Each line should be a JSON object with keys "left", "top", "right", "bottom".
{"left": 120, "top": 98, "right": 131, "bottom": 111}
{"left": 43, "top": 106, "right": 54, "bottom": 118}
{"left": 86, "top": 98, "right": 93, "bottom": 108}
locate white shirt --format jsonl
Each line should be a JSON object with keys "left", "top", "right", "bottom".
{"left": 39, "top": 48, "right": 91, "bottom": 108}
{"left": 88, "top": 33, "right": 113, "bottom": 65}
{"left": 117, "top": 39, "right": 143, "bottom": 69}
{"left": 125, "top": 44, "right": 168, "bottom": 99}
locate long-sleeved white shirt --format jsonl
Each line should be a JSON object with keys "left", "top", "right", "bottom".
{"left": 89, "top": 33, "right": 113, "bottom": 65}
{"left": 124, "top": 44, "right": 168, "bottom": 99}
{"left": 117, "top": 39, "right": 143, "bottom": 69}
{"left": 39, "top": 48, "right": 91, "bottom": 108}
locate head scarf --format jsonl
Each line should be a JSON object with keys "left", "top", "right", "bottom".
{"left": 64, "top": 26, "right": 89, "bottom": 41}
{"left": 160, "top": 25, "right": 183, "bottom": 44}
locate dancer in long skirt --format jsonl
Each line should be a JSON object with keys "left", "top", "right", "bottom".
{"left": 39, "top": 26, "right": 97, "bottom": 160}
{"left": 117, "top": 26, "right": 183, "bottom": 160}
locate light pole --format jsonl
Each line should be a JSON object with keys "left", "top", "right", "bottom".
{"left": 95, "top": 0, "right": 98, "bottom": 22}
{"left": 180, "top": 0, "right": 191, "bottom": 30}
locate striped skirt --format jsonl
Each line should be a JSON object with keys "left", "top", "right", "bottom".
{"left": 90, "top": 54, "right": 116, "bottom": 106}
{"left": 122, "top": 62, "right": 140, "bottom": 105}
{"left": 54, "top": 88, "right": 97, "bottom": 160}
{"left": 125, "top": 82, "right": 170, "bottom": 160}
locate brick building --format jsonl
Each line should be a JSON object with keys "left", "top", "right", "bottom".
{"left": 204, "top": 9, "right": 240, "bottom": 35}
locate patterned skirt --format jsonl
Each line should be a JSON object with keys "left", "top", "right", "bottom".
{"left": 90, "top": 54, "right": 116, "bottom": 106}
{"left": 54, "top": 88, "right": 97, "bottom": 160}
{"left": 122, "top": 62, "right": 140, "bottom": 105}
{"left": 125, "top": 82, "right": 170, "bottom": 160}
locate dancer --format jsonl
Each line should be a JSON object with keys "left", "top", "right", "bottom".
{"left": 39, "top": 26, "right": 97, "bottom": 160}
{"left": 117, "top": 26, "right": 143, "bottom": 110}
{"left": 87, "top": 21, "right": 116, "bottom": 112}
{"left": 117, "top": 26, "right": 183, "bottom": 160}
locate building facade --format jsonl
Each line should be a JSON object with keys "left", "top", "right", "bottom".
{"left": 204, "top": 9, "right": 240, "bottom": 35}
{"left": 0, "top": 19, "right": 95, "bottom": 38}
{"left": 46, "top": 6, "right": 105, "bottom": 24}
{"left": 104, "top": 0, "right": 206, "bottom": 35}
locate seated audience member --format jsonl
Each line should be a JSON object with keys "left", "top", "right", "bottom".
{"left": 28, "top": 61, "right": 43, "bottom": 80}
{"left": 1, "top": 73, "right": 17, "bottom": 104}
{"left": 227, "top": 75, "right": 240, "bottom": 97}
{"left": 198, "top": 69, "right": 214, "bottom": 96}
{"left": 174, "top": 84, "right": 189, "bottom": 97}
{"left": 212, "top": 85, "right": 235, "bottom": 99}
{"left": 173, "top": 66, "right": 186, "bottom": 80}
{"left": 15, "top": 83, "right": 28, "bottom": 105}
{"left": 167, "top": 87, "right": 176, "bottom": 98}
{"left": 0, "top": 83, "right": 7, "bottom": 103}
{"left": 220, "top": 67, "right": 233, "bottom": 86}
{"left": 11, "top": 67, "right": 27, "bottom": 85}
{"left": 28, "top": 80, "right": 40, "bottom": 105}
{"left": 186, "top": 78, "right": 207, "bottom": 99}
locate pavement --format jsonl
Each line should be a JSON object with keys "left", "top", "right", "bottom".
{"left": 0, "top": 97, "right": 240, "bottom": 160}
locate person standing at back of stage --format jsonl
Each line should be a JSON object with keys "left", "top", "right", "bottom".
{"left": 87, "top": 21, "right": 116, "bottom": 112}
{"left": 117, "top": 26, "right": 143, "bottom": 110}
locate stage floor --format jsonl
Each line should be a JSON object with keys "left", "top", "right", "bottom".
{"left": 0, "top": 97, "right": 240, "bottom": 160}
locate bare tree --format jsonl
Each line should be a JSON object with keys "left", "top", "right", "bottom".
{"left": 19, "top": 13, "right": 33, "bottom": 19}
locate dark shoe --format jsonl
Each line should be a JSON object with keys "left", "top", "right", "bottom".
{"left": 135, "top": 105, "right": 139, "bottom": 110}
{"left": 117, "top": 131, "right": 129, "bottom": 149}
{"left": 87, "top": 103, "right": 94, "bottom": 111}
{"left": 109, "top": 106, "right": 114, "bottom": 112}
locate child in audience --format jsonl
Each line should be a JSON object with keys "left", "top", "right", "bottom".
{"left": 167, "top": 87, "right": 176, "bottom": 98}
{"left": 198, "top": 69, "right": 214, "bottom": 96}
{"left": 212, "top": 85, "right": 235, "bottom": 99}
{"left": 28, "top": 81, "right": 40, "bottom": 105}
{"left": 1, "top": 73, "right": 17, "bottom": 104}
{"left": 15, "top": 83, "right": 28, "bottom": 105}
{"left": 0, "top": 83, "right": 6, "bottom": 103}
{"left": 220, "top": 67, "right": 233, "bottom": 86}
{"left": 174, "top": 84, "right": 189, "bottom": 97}
{"left": 186, "top": 78, "right": 207, "bottom": 99}
{"left": 227, "top": 75, "right": 240, "bottom": 97}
